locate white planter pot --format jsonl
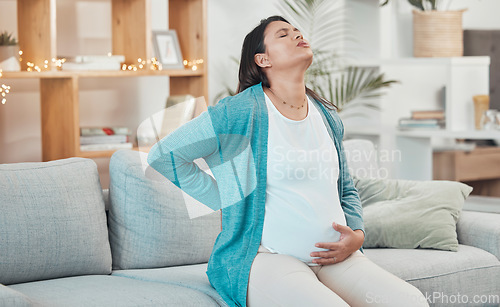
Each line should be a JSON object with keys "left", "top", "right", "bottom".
{"left": 0, "top": 45, "right": 21, "bottom": 71}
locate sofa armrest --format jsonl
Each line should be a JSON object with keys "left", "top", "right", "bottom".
{"left": 456, "top": 211, "right": 500, "bottom": 260}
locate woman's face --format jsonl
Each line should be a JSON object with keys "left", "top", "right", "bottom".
{"left": 256, "top": 20, "right": 313, "bottom": 72}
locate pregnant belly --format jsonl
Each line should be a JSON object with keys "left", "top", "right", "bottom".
{"left": 261, "top": 214, "right": 344, "bottom": 265}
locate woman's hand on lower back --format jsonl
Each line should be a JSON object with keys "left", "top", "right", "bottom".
{"left": 310, "top": 222, "right": 365, "bottom": 265}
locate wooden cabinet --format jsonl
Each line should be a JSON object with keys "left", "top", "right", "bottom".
{"left": 433, "top": 147, "right": 500, "bottom": 182}
{"left": 433, "top": 147, "right": 500, "bottom": 197}
{"left": 2, "top": 0, "right": 207, "bottom": 161}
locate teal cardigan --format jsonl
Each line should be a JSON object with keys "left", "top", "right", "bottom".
{"left": 147, "top": 83, "right": 364, "bottom": 307}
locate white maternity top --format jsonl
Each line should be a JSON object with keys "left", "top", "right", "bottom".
{"left": 261, "top": 92, "right": 347, "bottom": 266}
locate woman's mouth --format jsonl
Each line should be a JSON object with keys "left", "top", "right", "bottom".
{"left": 297, "top": 41, "right": 310, "bottom": 48}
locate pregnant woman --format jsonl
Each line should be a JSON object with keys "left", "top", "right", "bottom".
{"left": 148, "top": 15, "right": 428, "bottom": 307}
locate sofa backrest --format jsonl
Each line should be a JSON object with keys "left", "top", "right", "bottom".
{"left": 0, "top": 158, "right": 112, "bottom": 285}
{"left": 343, "top": 139, "right": 381, "bottom": 179}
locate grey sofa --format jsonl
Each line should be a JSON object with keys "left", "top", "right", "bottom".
{"left": 0, "top": 140, "right": 499, "bottom": 307}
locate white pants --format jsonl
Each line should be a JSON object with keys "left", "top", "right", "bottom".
{"left": 247, "top": 245, "right": 429, "bottom": 307}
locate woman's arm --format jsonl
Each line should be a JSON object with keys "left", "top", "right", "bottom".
{"left": 147, "top": 111, "right": 222, "bottom": 211}
{"left": 336, "top": 114, "right": 365, "bottom": 235}
{"left": 339, "top": 153, "right": 365, "bottom": 235}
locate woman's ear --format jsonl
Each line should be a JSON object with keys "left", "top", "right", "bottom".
{"left": 254, "top": 53, "right": 271, "bottom": 68}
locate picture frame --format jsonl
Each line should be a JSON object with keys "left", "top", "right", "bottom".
{"left": 152, "top": 30, "right": 184, "bottom": 69}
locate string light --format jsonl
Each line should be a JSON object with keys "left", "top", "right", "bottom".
{"left": 183, "top": 59, "right": 204, "bottom": 71}
{"left": 26, "top": 62, "right": 42, "bottom": 72}
{"left": 18, "top": 51, "right": 172, "bottom": 73}
{"left": 0, "top": 84, "right": 10, "bottom": 104}
{"left": 150, "top": 57, "right": 161, "bottom": 70}
{"left": 121, "top": 57, "right": 161, "bottom": 71}
{"left": 0, "top": 54, "right": 205, "bottom": 105}
{"left": 17, "top": 50, "right": 66, "bottom": 72}
{"left": 0, "top": 70, "right": 10, "bottom": 104}
{"left": 53, "top": 57, "right": 66, "bottom": 69}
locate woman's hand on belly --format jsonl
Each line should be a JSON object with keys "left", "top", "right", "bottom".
{"left": 309, "top": 222, "right": 365, "bottom": 265}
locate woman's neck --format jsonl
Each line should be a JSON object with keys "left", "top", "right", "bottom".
{"left": 267, "top": 74, "right": 307, "bottom": 107}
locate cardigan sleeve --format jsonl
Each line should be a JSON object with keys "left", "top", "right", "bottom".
{"left": 147, "top": 110, "right": 222, "bottom": 211}
{"left": 336, "top": 114, "right": 365, "bottom": 234}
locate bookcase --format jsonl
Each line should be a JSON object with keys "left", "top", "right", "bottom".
{"left": 2, "top": 0, "right": 207, "bottom": 161}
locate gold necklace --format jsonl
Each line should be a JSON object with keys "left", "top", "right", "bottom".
{"left": 268, "top": 87, "right": 306, "bottom": 110}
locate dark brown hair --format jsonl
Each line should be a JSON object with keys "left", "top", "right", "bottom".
{"left": 236, "top": 15, "right": 337, "bottom": 110}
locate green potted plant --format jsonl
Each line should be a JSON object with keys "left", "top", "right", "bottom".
{"left": 381, "top": 0, "right": 467, "bottom": 57}
{"left": 0, "top": 31, "right": 21, "bottom": 71}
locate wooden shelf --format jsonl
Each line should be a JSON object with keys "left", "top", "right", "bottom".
{"left": 79, "top": 147, "right": 148, "bottom": 158}
{"left": 10, "top": 0, "right": 208, "bottom": 161}
{"left": 79, "top": 150, "right": 121, "bottom": 159}
{"left": 356, "top": 56, "right": 491, "bottom": 68}
{"left": 0, "top": 68, "right": 204, "bottom": 79}
{"left": 396, "top": 129, "right": 500, "bottom": 140}
{"left": 346, "top": 125, "right": 500, "bottom": 140}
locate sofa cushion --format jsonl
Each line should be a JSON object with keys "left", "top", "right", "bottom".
{"left": 343, "top": 139, "right": 381, "bottom": 178}
{"left": 0, "top": 158, "right": 111, "bottom": 285}
{"left": 108, "top": 149, "right": 221, "bottom": 270}
{"left": 354, "top": 177, "right": 472, "bottom": 251}
{"left": 112, "top": 263, "right": 227, "bottom": 306}
{"left": 364, "top": 245, "right": 500, "bottom": 307}
{"left": 9, "top": 275, "right": 220, "bottom": 307}
{"left": 0, "top": 284, "right": 32, "bottom": 307}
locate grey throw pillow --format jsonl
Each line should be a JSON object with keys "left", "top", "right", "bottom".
{"left": 354, "top": 177, "right": 473, "bottom": 251}
{"left": 0, "top": 158, "right": 112, "bottom": 285}
{"left": 108, "top": 150, "right": 221, "bottom": 270}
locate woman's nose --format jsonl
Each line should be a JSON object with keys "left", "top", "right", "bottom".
{"left": 295, "top": 33, "right": 302, "bottom": 40}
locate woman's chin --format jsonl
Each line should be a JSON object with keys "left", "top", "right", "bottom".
{"left": 303, "top": 48, "right": 313, "bottom": 58}
{"left": 304, "top": 53, "right": 314, "bottom": 68}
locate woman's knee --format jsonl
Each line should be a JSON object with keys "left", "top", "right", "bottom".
{"left": 315, "top": 252, "right": 429, "bottom": 306}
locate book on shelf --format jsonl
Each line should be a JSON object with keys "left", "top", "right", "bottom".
{"left": 61, "top": 54, "right": 125, "bottom": 71}
{"left": 411, "top": 110, "right": 445, "bottom": 120}
{"left": 399, "top": 118, "right": 445, "bottom": 125}
{"left": 80, "top": 126, "right": 130, "bottom": 136}
{"left": 62, "top": 61, "right": 121, "bottom": 71}
{"left": 80, "top": 142, "right": 133, "bottom": 152}
{"left": 80, "top": 134, "right": 130, "bottom": 145}
{"left": 80, "top": 126, "right": 133, "bottom": 151}
{"left": 60, "top": 55, "right": 126, "bottom": 63}
{"left": 397, "top": 118, "right": 445, "bottom": 130}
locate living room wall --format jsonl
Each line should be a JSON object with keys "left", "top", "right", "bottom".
{"left": 0, "top": 0, "right": 284, "bottom": 187}
{"left": 1, "top": 0, "right": 499, "bottom": 186}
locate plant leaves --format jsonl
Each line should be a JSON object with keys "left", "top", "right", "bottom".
{"left": 0, "top": 31, "right": 17, "bottom": 46}
{"left": 332, "top": 67, "right": 398, "bottom": 110}
{"left": 409, "top": 0, "right": 425, "bottom": 11}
